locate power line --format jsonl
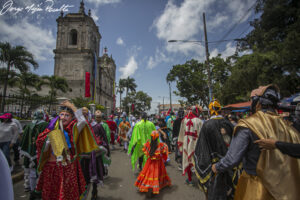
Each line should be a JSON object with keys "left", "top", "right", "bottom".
{"left": 214, "top": 2, "right": 257, "bottom": 49}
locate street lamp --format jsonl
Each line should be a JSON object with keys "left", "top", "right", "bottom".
{"left": 168, "top": 12, "right": 212, "bottom": 102}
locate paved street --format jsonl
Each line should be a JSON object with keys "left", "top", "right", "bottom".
{"left": 14, "top": 145, "right": 205, "bottom": 200}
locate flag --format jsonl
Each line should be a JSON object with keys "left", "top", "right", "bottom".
{"left": 166, "top": 108, "right": 172, "bottom": 115}
{"left": 131, "top": 103, "right": 134, "bottom": 112}
{"left": 85, "top": 72, "right": 91, "bottom": 97}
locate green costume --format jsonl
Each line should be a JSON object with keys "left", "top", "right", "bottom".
{"left": 101, "top": 122, "right": 111, "bottom": 144}
{"left": 20, "top": 120, "right": 48, "bottom": 168}
{"left": 128, "top": 119, "right": 156, "bottom": 170}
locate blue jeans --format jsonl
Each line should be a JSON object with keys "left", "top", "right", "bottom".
{"left": 0, "top": 142, "right": 11, "bottom": 167}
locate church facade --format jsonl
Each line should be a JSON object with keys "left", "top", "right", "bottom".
{"left": 53, "top": 1, "right": 116, "bottom": 115}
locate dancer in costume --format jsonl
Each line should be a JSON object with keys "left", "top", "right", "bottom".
{"left": 173, "top": 108, "right": 184, "bottom": 170}
{"left": 118, "top": 115, "right": 131, "bottom": 152}
{"left": 20, "top": 109, "right": 48, "bottom": 193}
{"left": 95, "top": 110, "right": 111, "bottom": 144}
{"left": 34, "top": 100, "right": 99, "bottom": 200}
{"left": 80, "top": 107, "right": 110, "bottom": 200}
{"left": 107, "top": 115, "right": 117, "bottom": 149}
{"left": 193, "top": 100, "right": 236, "bottom": 200}
{"left": 178, "top": 106, "right": 203, "bottom": 185}
{"left": 212, "top": 84, "right": 300, "bottom": 200}
{"left": 166, "top": 112, "right": 176, "bottom": 151}
{"left": 128, "top": 112, "right": 156, "bottom": 171}
{"left": 135, "top": 130, "right": 171, "bottom": 195}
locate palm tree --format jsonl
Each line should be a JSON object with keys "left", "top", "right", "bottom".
{"left": 0, "top": 42, "right": 38, "bottom": 112}
{"left": 118, "top": 79, "right": 126, "bottom": 112}
{"left": 12, "top": 72, "right": 41, "bottom": 115}
{"left": 122, "top": 77, "right": 137, "bottom": 113}
{"left": 41, "top": 75, "right": 70, "bottom": 111}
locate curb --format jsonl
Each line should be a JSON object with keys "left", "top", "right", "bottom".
{"left": 12, "top": 171, "right": 24, "bottom": 184}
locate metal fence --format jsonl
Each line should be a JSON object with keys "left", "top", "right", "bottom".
{"left": 0, "top": 94, "right": 58, "bottom": 119}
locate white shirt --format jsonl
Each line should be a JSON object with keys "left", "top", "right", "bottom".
{"left": 0, "top": 121, "right": 19, "bottom": 144}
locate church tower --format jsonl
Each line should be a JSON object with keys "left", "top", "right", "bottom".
{"left": 53, "top": 0, "right": 101, "bottom": 100}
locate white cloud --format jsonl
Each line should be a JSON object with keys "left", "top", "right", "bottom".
{"left": 91, "top": 12, "right": 99, "bottom": 22}
{"left": 119, "top": 56, "right": 138, "bottom": 78}
{"left": 147, "top": 48, "right": 173, "bottom": 69}
{"left": 116, "top": 37, "right": 125, "bottom": 46}
{"left": 153, "top": 0, "right": 255, "bottom": 59}
{"left": 0, "top": 18, "right": 55, "bottom": 62}
{"left": 210, "top": 42, "right": 236, "bottom": 58}
{"left": 85, "top": 0, "right": 121, "bottom": 7}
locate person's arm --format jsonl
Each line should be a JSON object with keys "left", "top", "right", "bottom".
{"left": 10, "top": 124, "right": 19, "bottom": 146}
{"left": 74, "top": 108, "right": 87, "bottom": 133}
{"left": 255, "top": 138, "right": 300, "bottom": 158}
{"left": 276, "top": 142, "right": 300, "bottom": 158}
{"left": 213, "top": 128, "right": 251, "bottom": 173}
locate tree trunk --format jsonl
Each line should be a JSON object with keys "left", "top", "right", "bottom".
{"left": 1, "top": 62, "right": 11, "bottom": 112}
{"left": 119, "top": 92, "right": 122, "bottom": 113}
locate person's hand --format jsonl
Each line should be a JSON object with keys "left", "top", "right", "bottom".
{"left": 9, "top": 143, "right": 14, "bottom": 148}
{"left": 254, "top": 138, "right": 277, "bottom": 150}
{"left": 212, "top": 164, "right": 218, "bottom": 173}
{"left": 61, "top": 100, "right": 77, "bottom": 112}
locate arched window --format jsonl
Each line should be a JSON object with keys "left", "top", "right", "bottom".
{"left": 69, "top": 29, "right": 77, "bottom": 45}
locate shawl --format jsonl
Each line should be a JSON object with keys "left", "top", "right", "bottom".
{"left": 193, "top": 117, "right": 235, "bottom": 199}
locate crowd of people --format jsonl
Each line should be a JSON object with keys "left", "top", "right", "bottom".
{"left": 0, "top": 84, "right": 300, "bottom": 200}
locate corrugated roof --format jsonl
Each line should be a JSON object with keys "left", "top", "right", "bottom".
{"left": 223, "top": 101, "right": 251, "bottom": 109}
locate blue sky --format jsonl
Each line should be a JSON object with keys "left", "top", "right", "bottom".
{"left": 0, "top": 0, "right": 256, "bottom": 113}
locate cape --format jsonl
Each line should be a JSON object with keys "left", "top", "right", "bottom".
{"left": 178, "top": 113, "right": 203, "bottom": 175}
{"left": 20, "top": 120, "right": 48, "bottom": 168}
{"left": 236, "top": 111, "right": 300, "bottom": 200}
{"left": 128, "top": 120, "right": 156, "bottom": 170}
{"left": 193, "top": 117, "right": 235, "bottom": 199}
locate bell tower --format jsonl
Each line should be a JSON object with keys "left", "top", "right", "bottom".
{"left": 53, "top": 0, "right": 101, "bottom": 99}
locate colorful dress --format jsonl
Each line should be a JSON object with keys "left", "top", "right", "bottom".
{"left": 35, "top": 116, "right": 99, "bottom": 200}
{"left": 135, "top": 141, "right": 171, "bottom": 194}
{"left": 118, "top": 121, "right": 131, "bottom": 142}
{"left": 106, "top": 119, "right": 117, "bottom": 144}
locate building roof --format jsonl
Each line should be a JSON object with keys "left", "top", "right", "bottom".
{"left": 222, "top": 101, "right": 251, "bottom": 110}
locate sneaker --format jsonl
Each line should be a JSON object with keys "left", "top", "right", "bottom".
{"left": 178, "top": 165, "right": 182, "bottom": 171}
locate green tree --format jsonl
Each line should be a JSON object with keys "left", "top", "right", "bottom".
{"left": 72, "top": 96, "right": 105, "bottom": 111}
{"left": 167, "top": 59, "right": 209, "bottom": 107}
{"left": 120, "top": 77, "right": 137, "bottom": 112}
{"left": 122, "top": 91, "right": 152, "bottom": 116}
{"left": 41, "top": 75, "right": 70, "bottom": 111}
{"left": 0, "top": 42, "right": 38, "bottom": 112}
{"left": 237, "top": 0, "right": 300, "bottom": 97}
{"left": 12, "top": 72, "right": 41, "bottom": 115}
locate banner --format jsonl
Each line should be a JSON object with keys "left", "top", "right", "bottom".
{"left": 85, "top": 72, "right": 91, "bottom": 97}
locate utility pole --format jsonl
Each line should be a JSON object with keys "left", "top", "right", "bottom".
{"left": 203, "top": 12, "right": 212, "bottom": 102}
{"left": 169, "top": 82, "right": 172, "bottom": 111}
{"left": 163, "top": 97, "right": 165, "bottom": 114}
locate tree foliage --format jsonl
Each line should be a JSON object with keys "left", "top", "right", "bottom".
{"left": 122, "top": 91, "right": 152, "bottom": 116}
{"left": 0, "top": 42, "right": 38, "bottom": 112}
{"left": 168, "top": 0, "right": 300, "bottom": 106}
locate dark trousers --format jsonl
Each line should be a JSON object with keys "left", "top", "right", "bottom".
{"left": 13, "top": 139, "right": 20, "bottom": 162}
{"left": 138, "top": 156, "right": 144, "bottom": 170}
